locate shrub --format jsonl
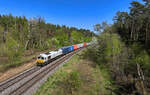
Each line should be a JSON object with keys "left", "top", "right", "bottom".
{"left": 6, "top": 36, "right": 24, "bottom": 66}
{"left": 63, "top": 71, "right": 81, "bottom": 94}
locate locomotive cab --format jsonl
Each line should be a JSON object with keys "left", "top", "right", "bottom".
{"left": 36, "top": 54, "right": 48, "bottom": 66}
{"left": 37, "top": 56, "right": 45, "bottom": 63}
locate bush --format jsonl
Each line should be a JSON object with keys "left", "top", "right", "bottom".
{"left": 63, "top": 71, "right": 81, "bottom": 94}
{"left": 6, "top": 36, "right": 24, "bottom": 66}
{"left": 83, "top": 32, "right": 150, "bottom": 94}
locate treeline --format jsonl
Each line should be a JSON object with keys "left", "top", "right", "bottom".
{"left": 112, "top": 0, "right": 150, "bottom": 94}
{"left": 113, "top": 0, "right": 150, "bottom": 51}
{"left": 0, "top": 14, "right": 94, "bottom": 67}
{"left": 84, "top": 32, "right": 150, "bottom": 94}
{"left": 88, "top": 0, "right": 150, "bottom": 94}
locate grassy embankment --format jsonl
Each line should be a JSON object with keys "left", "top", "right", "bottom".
{"left": 0, "top": 49, "right": 50, "bottom": 72}
{"left": 34, "top": 50, "right": 112, "bottom": 95}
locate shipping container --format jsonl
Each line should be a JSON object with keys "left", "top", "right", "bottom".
{"left": 87, "top": 43, "right": 90, "bottom": 46}
{"left": 77, "top": 43, "right": 83, "bottom": 48}
{"left": 70, "top": 46, "right": 74, "bottom": 51}
{"left": 83, "top": 42, "right": 87, "bottom": 47}
{"left": 73, "top": 45, "right": 78, "bottom": 50}
{"left": 61, "top": 46, "right": 74, "bottom": 54}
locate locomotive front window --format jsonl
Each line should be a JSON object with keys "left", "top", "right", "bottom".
{"left": 48, "top": 56, "right": 51, "bottom": 59}
{"left": 38, "top": 56, "right": 44, "bottom": 60}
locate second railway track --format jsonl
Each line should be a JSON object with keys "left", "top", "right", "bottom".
{"left": 0, "top": 47, "right": 85, "bottom": 95}
{"left": 0, "top": 66, "right": 41, "bottom": 92}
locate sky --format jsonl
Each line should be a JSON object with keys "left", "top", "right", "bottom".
{"left": 0, "top": 0, "right": 143, "bottom": 31}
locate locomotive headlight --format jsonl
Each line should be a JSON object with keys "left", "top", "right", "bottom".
{"left": 37, "top": 59, "right": 44, "bottom": 63}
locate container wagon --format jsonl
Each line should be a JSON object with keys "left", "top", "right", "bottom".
{"left": 83, "top": 42, "right": 87, "bottom": 47}
{"left": 61, "top": 46, "right": 74, "bottom": 54}
{"left": 36, "top": 42, "right": 91, "bottom": 66}
{"left": 73, "top": 45, "right": 78, "bottom": 50}
{"left": 77, "top": 43, "right": 84, "bottom": 48}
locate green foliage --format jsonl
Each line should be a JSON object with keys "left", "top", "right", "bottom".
{"left": 34, "top": 54, "right": 80, "bottom": 95}
{"left": 113, "top": 0, "right": 150, "bottom": 50}
{"left": 64, "top": 71, "right": 81, "bottom": 93}
{"left": 90, "top": 0, "right": 150, "bottom": 94}
{"left": 84, "top": 31, "right": 150, "bottom": 94}
{"left": 0, "top": 25, "right": 4, "bottom": 43}
{"left": 71, "top": 31, "right": 84, "bottom": 43}
{"left": 34, "top": 51, "right": 109, "bottom": 95}
{"left": 111, "top": 1, "right": 150, "bottom": 94}
{"left": 130, "top": 43, "right": 150, "bottom": 76}
{"left": 0, "top": 14, "right": 94, "bottom": 52}
{"left": 83, "top": 32, "right": 123, "bottom": 65}
{"left": 54, "top": 29, "right": 70, "bottom": 47}
{"left": 0, "top": 14, "right": 94, "bottom": 71}
{"left": 6, "top": 35, "right": 24, "bottom": 66}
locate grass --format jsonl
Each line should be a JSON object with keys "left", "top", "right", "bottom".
{"left": 34, "top": 55, "right": 79, "bottom": 95}
{"left": 0, "top": 49, "right": 45, "bottom": 72}
{"left": 99, "top": 67, "right": 116, "bottom": 95}
{"left": 34, "top": 51, "right": 111, "bottom": 95}
{"left": 0, "top": 54, "right": 34, "bottom": 72}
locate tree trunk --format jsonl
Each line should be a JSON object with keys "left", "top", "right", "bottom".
{"left": 145, "top": 23, "right": 148, "bottom": 48}
{"left": 136, "top": 63, "right": 147, "bottom": 95}
{"left": 25, "top": 40, "right": 30, "bottom": 50}
{"left": 131, "top": 22, "right": 134, "bottom": 41}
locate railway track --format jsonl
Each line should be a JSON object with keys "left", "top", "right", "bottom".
{"left": 0, "top": 66, "right": 41, "bottom": 92}
{"left": 0, "top": 47, "right": 84, "bottom": 95}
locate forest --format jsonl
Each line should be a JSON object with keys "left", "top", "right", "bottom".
{"left": 0, "top": 15, "right": 94, "bottom": 71}
{"left": 1, "top": 0, "right": 150, "bottom": 94}
{"left": 85, "top": 0, "right": 150, "bottom": 94}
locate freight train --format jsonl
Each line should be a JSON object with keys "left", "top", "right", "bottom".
{"left": 36, "top": 42, "right": 91, "bottom": 66}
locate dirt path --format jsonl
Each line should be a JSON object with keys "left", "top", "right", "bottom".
{"left": 0, "top": 60, "right": 35, "bottom": 82}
